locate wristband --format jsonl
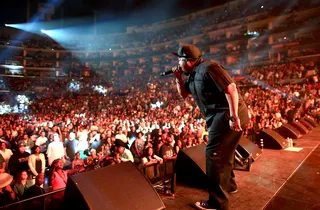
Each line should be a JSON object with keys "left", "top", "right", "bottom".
{"left": 229, "top": 116, "right": 239, "bottom": 122}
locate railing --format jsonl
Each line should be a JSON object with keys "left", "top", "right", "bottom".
{"left": 0, "top": 188, "right": 64, "bottom": 210}
{"left": 139, "top": 159, "right": 176, "bottom": 195}
{"left": 0, "top": 160, "right": 176, "bottom": 210}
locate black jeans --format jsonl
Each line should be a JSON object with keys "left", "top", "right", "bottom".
{"left": 206, "top": 111, "right": 243, "bottom": 210}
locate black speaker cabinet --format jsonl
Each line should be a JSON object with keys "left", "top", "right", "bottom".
{"left": 237, "top": 136, "right": 262, "bottom": 161}
{"left": 299, "top": 119, "right": 314, "bottom": 130}
{"left": 304, "top": 117, "right": 318, "bottom": 127}
{"left": 63, "top": 162, "right": 165, "bottom": 210}
{"left": 291, "top": 121, "right": 309, "bottom": 135}
{"left": 175, "top": 144, "right": 207, "bottom": 189}
{"left": 175, "top": 137, "right": 262, "bottom": 188}
{"left": 276, "top": 124, "right": 302, "bottom": 139}
{"left": 257, "top": 129, "right": 288, "bottom": 150}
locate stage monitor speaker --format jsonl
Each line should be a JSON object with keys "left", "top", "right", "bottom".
{"left": 175, "top": 137, "right": 262, "bottom": 188}
{"left": 257, "top": 129, "right": 287, "bottom": 150}
{"left": 237, "top": 136, "right": 262, "bottom": 161}
{"left": 276, "top": 124, "right": 302, "bottom": 139}
{"left": 304, "top": 117, "right": 318, "bottom": 127}
{"left": 175, "top": 143, "right": 207, "bottom": 189}
{"left": 299, "top": 119, "right": 314, "bottom": 130}
{"left": 291, "top": 121, "right": 309, "bottom": 135}
{"left": 63, "top": 162, "right": 165, "bottom": 210}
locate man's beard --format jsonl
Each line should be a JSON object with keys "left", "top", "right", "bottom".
{"left": 181, "top": 65, "right": 193, "bottom": 75}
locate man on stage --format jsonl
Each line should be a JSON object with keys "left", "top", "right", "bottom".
{"left": 172, "top": 44, "right": 249, "bottom": 210}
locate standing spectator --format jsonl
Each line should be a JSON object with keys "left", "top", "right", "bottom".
{"left": 159, "top": 135, "right": 177, "bottom": 161}
{"left": 47, "top": 134, "right": 65, "bottom": 166}
{"left": 28, "top": 146, "right": 46, "bottom": 184}
{"left": 0, "top": 173, "right": 16, "bottom": 207}
{"left": 174, "top": 139, "right": 183, "bottom": 154}
{"left": 64, "top": 132, "right": 78, "bottom": 161}
{"left": 71, "top": 152, "right": 84, "bottom": 170}
{"left": 8, "top": 142, "right": 30, "bottom": 178}
{"left": 20, "top": 133, "right": 35, "bottom": 154}
{"left": 0, "top": 141, "right": 13, "bottom": 171}
{"left": 49, "top": 158, "right": 68, "bottom": 209}
{"left": 35, "top": 131, "right": 48, "bottom": 153}
{"left": 127, "top": 126, "right": 138, "bottom": 146}
{"left": 0, "top": 154, "right": 5, "bottom": 173}
{"left": 88, "top": 130, "right": 102, "bottom": 153}
{"left": 115, "top": 139, "right": 134, "bottom": 162}
{"left": 115, "top": 127, "right": 128, "bottom": 144}
{"left": 130, "top": 132, "right": 145, "bottom": 164}
{"left": 13, "top": 170, "right": 32, "bottom": 200}
{"left": 23, "top": 174, "right": 45, "bottom": 210}
{"left": 141, "top": 147, "right": 163, "bottom": 182}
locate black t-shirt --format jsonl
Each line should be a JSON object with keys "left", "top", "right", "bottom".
{"left": 185, "top": 61, "right": 249, "bottom": 127}
{"left": 8, "top": 151, "right": 30, "bottom": 176}
{"left": 64, "top": 139, "right": 78, "bottom": 159}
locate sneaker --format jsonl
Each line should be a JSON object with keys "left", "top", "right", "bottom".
{"left": 228, "top": 189, "right": 238, "bottom": 194}
{"left": 195, "top": 201, "right": 218, "bottom": 210}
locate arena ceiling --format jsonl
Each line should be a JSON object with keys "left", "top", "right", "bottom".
{"left": 1, "top": 0, "right": 230, "bottom": 26}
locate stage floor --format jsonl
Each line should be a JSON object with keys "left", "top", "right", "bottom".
{"left": 162, "top": 126, "right": 320, "bottom": 210}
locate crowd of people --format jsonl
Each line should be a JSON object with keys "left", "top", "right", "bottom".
{"left": 0, "top": 57, "right": 319, "bottom": 205}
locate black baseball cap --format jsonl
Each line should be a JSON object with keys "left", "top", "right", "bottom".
{"left": 172, "top": 44, "right": 202, "bottom": 59}
{"left": 115, "top": 139, "right": 129, "bottom": 149}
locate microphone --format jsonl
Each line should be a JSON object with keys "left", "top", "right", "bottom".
{"left": 160, "top": 66, "right": 180, "bottom": 76}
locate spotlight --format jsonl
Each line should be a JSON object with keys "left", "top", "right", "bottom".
{"left": 5, "top": 24, "right": 8, "bottom": 27}
{"left": 41, "top": 29, "right": 46, "bottom": 33}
